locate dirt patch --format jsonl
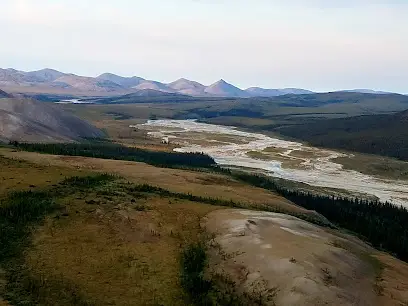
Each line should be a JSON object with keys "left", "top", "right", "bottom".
{"left": 246, "top": 150, "right": 305, "bottom": 169}
{"left": 204, "top": 209, "right": 386, "bottom": 306}
{"left": 375, "top": 254, "right": 408, "bottom": 305}
{"left": 288, "top": 149, "right": 330, "bottom": 160}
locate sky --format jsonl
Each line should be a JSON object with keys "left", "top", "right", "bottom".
{"left": 0, "top": 0, "right": 407, "bottom": 93}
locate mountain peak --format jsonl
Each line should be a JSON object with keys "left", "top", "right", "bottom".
{"left": 205, "top": 79, "right": 249, "bottom": 97}
{"left": 167, "top": 78, "right": 205, "bottom": 96}
{"left": 97, "top": 73, "right": 144, "bottom": 88}
{"left": 215, "top": 79, "right": 228, "bottom": 85}
{"left": 98, "top": 72, "right": 117, "bottom": 78}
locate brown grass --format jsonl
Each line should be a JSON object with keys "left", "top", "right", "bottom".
{"left": 0, "top": 155, "right": 84, "bottom": 197}
{"left": 0, "top": 147, "right": 304, "bottom": 304}
{"left": 0, "top": 148, "right": 301, "bottom": 213}
{"left": 335, "top": 153, "right": 408, "bottom": 181}
{"left": 2, "top": 147, "right": 408, "bottom": 305}
{"left": 25, "top": 187, "right": 219, "bottom": 305}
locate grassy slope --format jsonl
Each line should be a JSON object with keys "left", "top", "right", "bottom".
{"left": 1, "top": 150, "right": 408, "bottom": 304}
{"left": 0, "top": 150, "right": 306, "bottom": 305}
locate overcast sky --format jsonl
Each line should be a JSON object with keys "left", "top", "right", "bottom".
{"left": 1, "top": 0, "right": 407, "bottom": 93}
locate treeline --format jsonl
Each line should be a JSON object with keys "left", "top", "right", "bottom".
{"left": 10, "top": 142, "right": 215, "bottom": 169}
{"left": 234, "top": 173, "right": 408, "bottom": 261}
{"left": 128, "top": 183, "right": 332, "bottom": 228}
{"left": 277, "top": 110, "right": 408, "bottom": 161}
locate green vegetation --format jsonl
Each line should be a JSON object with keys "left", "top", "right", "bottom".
{"left": 10, "top": 141, "right": 216, "bottom": 169}
{"left": 0, "top": 174, "right": 114, "bottom": 305}
{"left": 60, "top": 173, "right": 116, "bottom": 188}
{"left": 181, "top": 243, "right": 248, "bottom": 305}
{"left": 105, "top": 111, "right": 134, "bottom": 120}
{"left": 0, "top": 191, "right": 55, "bottom": 261}
{"left": 278, "top": 110, "right": 408, "bottom": 161}
{"left": 180, "top": 243, "right": 213, "bottom": 305}
{"left": 335, "top": 154, "right": 408, "bottom": 181}
{"left": 233, "top": 172, "right": 408, "bottom": 261}
{"left": 63, "top": 92, "right": 408, "bottom": 126}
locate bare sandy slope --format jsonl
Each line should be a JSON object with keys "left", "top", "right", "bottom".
{"left": 204, "top": 209, "right": 408, "bottom": 306}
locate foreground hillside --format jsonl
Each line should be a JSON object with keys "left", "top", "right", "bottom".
{"left": 278, "top": 109, "right": 408, "bottom": 161}
{"left": 0, "top": 92, "right": 103, "bottom": 142}
{"left": 1, "top": 147, "right": 408, "bottom": 305}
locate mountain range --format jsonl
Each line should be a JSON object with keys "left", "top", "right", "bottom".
{"left": 0, "top": 68, "right": 399, "bottom": 98}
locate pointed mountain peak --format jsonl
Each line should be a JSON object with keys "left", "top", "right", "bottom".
{"left": 215, "top": 79, "right": 228, "bottom": 84}
{"left": 205, "top": 79, "right": 248, "bottom": 97}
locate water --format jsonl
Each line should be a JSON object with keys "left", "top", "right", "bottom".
{"left": 56, "top": 99, "right": 93, "bottom": 104}
{"left": 138, "top": 119, "right": 408, "bottom": 207}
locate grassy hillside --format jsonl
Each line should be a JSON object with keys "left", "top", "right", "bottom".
{"left": 278, "top": 109, "right": 408, "bottom": 161}
{"left": 1, "top": 147, "right": 408, "bottom": 304}
{"left": 0, "top": 150, "right": 308, "bottom": 305}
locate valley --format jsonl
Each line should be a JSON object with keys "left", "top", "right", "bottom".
{"left": 1, "top": 1, "right": 407, "bottom": 304}
{"left": 1, "top": 143, "right": 408, "bottom": 305}
{"left": 2, "top": 88, "right": 408, "bottom": 305}
{"left": 137, "top": 119, "right": 408, "bottom": 207}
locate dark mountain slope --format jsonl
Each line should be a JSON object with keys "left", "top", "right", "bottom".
{"left": 278, "top": 109, "right": 408, "bottom": 161}
{"left": 0, "top": 91, "right": 103, "bottom": 142}
{"left": 0, "top": 89, "right": 12, "bottom": 98}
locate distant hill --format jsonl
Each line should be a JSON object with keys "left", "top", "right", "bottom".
{"left": 133, "top": 80, "right": 175, "bottom": 93}
{"left": 84, "top": 90, "right": 197, "bottom": 104}
{"left": 204, "top": 79, "right": 250, "bottom": 97}
{"left": 167, "top": 78, "right": 206, "bottom": 96}
{"left": 24, "top": 69, "right": 66, "bottom": 83}
{"left": 97, "top": 73, "right": 145, "bottom": 88}
{"left": 53, "top": 75, "right": 123, "bottom": 92}
{"left": 278, "top": 108, "right": 408, "bottom": 161}
{"left": 0, "top": 67, "right": 401, "bottom": 98}
{"left": 0, "top": 89, "right": 12, "bottom": 98}
{"left": 0, "top": 90, "right": 103, "bottom": 142}
{"left": 0, "top": 68, "right": 25, "bottom": 86}
{"left": 339, "top": 89, "right": 392, "bottom": 95}
{"left": 245, "top": 87, "right": 314, "bottom": 97}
